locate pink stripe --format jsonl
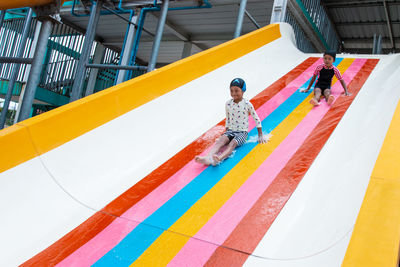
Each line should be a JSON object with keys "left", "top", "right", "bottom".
{"left": 168, "top": 59, "right": 366, "bottom": 267}
{"left": 56, "top": 58, "right": 323, "bottom": 267}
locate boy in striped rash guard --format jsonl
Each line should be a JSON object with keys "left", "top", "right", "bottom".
{"left": 195, "top": 78, "right": 267, "bottom": 166}
{"left": 301, "top": 51, "right": 351, "bottom": 105}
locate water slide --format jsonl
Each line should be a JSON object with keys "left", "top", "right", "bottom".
{"left": 1, "top": 23, "right": 399, "bottom": 267}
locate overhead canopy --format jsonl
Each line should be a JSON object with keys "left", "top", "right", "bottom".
{"left": 0, "top": 0, "right": 57, "bottom": 10}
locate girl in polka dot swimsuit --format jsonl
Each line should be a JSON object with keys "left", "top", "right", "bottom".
{"left": 195, "top": 78, "right": 267, "bottom": 166}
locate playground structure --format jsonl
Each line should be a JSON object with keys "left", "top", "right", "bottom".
{"left": 0, "top": 1, "right": 400, "bottom": 267}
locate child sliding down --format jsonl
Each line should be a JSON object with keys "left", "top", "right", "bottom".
{"left": 301, "top": 51, "right": 351, "bottom": 105}
{"left": 195, "top": 78, "right": 267, "bottom": 166}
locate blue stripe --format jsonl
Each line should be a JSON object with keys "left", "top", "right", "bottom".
{"left": 93, "top": 59, "right": 343, "bottom": 266}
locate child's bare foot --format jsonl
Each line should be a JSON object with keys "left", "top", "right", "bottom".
{"left": 327, "top": 95, "right": 335, "bottom": 105}
{"left": 195, "top": 156, "right": 211, "bottom": 165}
{"left": 212, "top": 154, "right": 221, "bottom": 166}
{"left": 310, "top": 98, "right": 319, "bottom": 106}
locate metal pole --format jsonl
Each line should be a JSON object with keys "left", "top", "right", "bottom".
{"left": 372, "top": 33, "right": 377, "bottom": 54}
{"left": 69, "top": 0, "right": 102, "bottom": 102}
{"left": 0, "top": 57, "right": 34, "bottom": 64}
{"left": 17, "top": 19, "right": 53, "bottom": 123}
{"left": 0, "top": 10, "right": 6, "bottom": 30}
{"left": 181, "top": 41, "right": 192, "bottom": 59}
{"left": 116, "top": 14, "right": 139, "bottom": 84}
{"left": 0, "top": 9, "right": 33, "bottom": 129}
{"left": 383, "top": 0, "right": 395, "bottom": 51}
{"left": 234, "top": 0, "right": 248, "bottom": 38}
{"left": 244, "top": 9, "right": 261, "bottom": 29}
{"left": 377, "top": 34, "right": 382, "bottom": 54}
{"left": 86, "top": 63, "right": 148, "bottom": 71}
{"left": 85, "top": 44, "right": 105, "bottom": 96}
{"left": 147, "top": 0, "right": 169, "bottom": 72}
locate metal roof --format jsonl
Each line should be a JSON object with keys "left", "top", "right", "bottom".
{"left": 59, "top": 0, "right": 274, "bottom": 65}
{"left": 322, "top": 0, "right": 400, "bottom": 53}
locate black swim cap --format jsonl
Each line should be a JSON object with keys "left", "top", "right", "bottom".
{"left": 324, "top": 50, "right": 336, "bottom": 61}
{"left": 230, "top": 78, "right": 246, "bottom": 92}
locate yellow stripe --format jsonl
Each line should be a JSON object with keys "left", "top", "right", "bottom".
{"left": 0, "top": 24, "right": 281, "bottom": 173}
{"left": 131, "top": 59, "right": 355, "bottom": 267}
{"left": 342, "top": 99, "right": 400, "bottom": 267}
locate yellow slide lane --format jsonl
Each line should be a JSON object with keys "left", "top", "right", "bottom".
{"left": 343, "top": 99, "right": 400, "bottom": 267}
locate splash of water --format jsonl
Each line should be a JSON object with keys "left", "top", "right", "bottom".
{"left": 246, "top": 132, "right": 272, "bottom": 144}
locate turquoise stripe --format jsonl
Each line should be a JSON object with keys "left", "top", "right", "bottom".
{"left": 93, "top": 59, "right": 343, "bottom": 266}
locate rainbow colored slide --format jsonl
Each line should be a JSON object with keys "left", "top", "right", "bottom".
{"left": 0, "top": 23, "right": 399, "bottom": 267}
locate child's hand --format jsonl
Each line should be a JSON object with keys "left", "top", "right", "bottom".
{"left": 300, "top": 88, "right": 309, "bottom": 93}
{"left": 343, "top": 91, "right": 352, "bottom": 96}
{"left": 258, "top": 134, "right": 268, "bottom": 144}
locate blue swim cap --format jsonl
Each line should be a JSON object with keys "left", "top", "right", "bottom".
{"left": 230, "top": 78, "right": 246, "bottom": 92}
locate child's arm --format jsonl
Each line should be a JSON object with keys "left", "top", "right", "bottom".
{"left": 248, "top": 102, "right": 266, "bottom": 143}
{"left": 301, "top": 75, "right": 317, "bottom": 92}
{"left": 334, "top": 66, "right": 351, "bottom": 96}
{"left": 225, "top": 101, "right": 230, "bottom": 131}
{"left": 340, "top": 80, "right": 351, "bottom": 96}
{"left": 256, "top": 127, "right": 266, "bottom": 143}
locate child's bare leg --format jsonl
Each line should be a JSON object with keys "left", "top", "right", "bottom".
{"left": 195, "top": 135, "right": 229, "bottom": 165}
{"left": 208, "top": 135, "right": 230, "bottom": 157}
{"left": 310, "top": 88, "right": 321, "bottom": 106}
{"left": 324, "top": 89, "right": 334, "bottom": 105}
{"left": 213, "top": 139, "right": 238, "bottom": 165}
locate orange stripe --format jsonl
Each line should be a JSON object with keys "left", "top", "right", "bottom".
{"left": 0, "top": 24, "right": 281, "bottom": 174}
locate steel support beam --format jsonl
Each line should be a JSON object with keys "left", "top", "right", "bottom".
{"left": 244, "top": 9, "right": 260, "bottom": 29}
{"left": 181, "top": 41, "right": 192, "bottom": 59}
{"left": 372, "top": 34, "right": 382, "bottom": 54}
{"left": 377, "top": 34, "right": 382, "bottom": 54}
{"left": 373, "top": 33, "right": 378, "bottom": 54}
{"left": 234, "top": 0, "right": 247, "bottom": 38}
{"left": 116, "top": 14, "right": 139, "bottom": 84}
{"left": 85, "top": 44, "right": 105, "bottom": 96}
{"left": 147, "top": 0, "right": 169, "bottom": 72}
{"left": 69, "top": 0, "right": 102, "bottom": 102}
{"left": 270, "top": 0, "right": 288, "bottom": 23}
{"left": 383, "top": 0, "right": 396, "bottom": 51}
{"left": 18, "top": 19, "right": 54, "bottom": 122}
{"left": 0, "top": 57, "right": 34, "bottom": 64}
{"left": 86, "top": 63, "right": 147, "bottom": 71}
{"left": 0, "top": 9, "right": 33, "bottom": 129}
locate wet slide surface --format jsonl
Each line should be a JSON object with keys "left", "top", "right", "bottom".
{"left": 2, "top": 23, "right": 399, "bottom": 267}
{"left": 21, "top": 57, "right": 379, "bottom": 266}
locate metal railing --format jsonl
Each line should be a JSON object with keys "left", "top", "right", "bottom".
{"left": 300, "top": 0, "right": 341, "bottom": 51}
{"left": 92, "top": 46, "right": 120, "bottom": 94}
{"left": 39, "top": 23, "right": 85, "bottom": 96}
{"left": 0, "top": 17, "right": 37, "bottom": 82}
{"left": 285, "top": 9, "right": 317, "bottom": 53}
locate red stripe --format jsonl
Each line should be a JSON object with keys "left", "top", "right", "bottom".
{"left": 204, "top": 59, "right": 379, "bottom": 266}
{"left": 21, "top": 57, "right": 319, "bottom": 266}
